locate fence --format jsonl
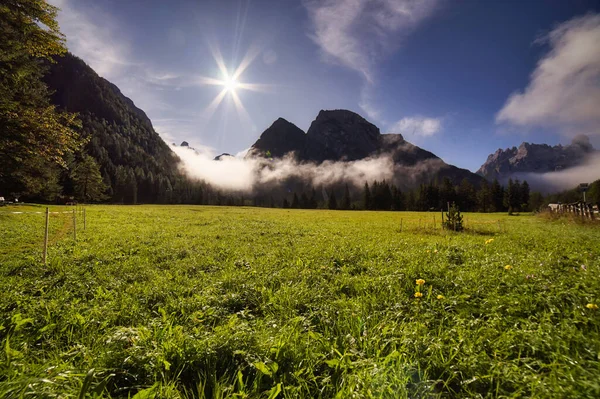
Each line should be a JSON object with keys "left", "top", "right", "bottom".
{"left": 0, "top": 206, "right": 87, "bottom": 264}
{"left": 548, "top": 201, "right": 598, "bottom": 220}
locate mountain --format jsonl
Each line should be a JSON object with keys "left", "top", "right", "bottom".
{"left": 246, "top": 109, "right": 483, "bottom": 188}
{"left": 43, "top": 53, "right": 186, "bottom": 203}
{"left": 246, "top": 118, "right": 307, "bottom": 159}
{"left": 478, "top": 135, "right": 596, "bottom": 180}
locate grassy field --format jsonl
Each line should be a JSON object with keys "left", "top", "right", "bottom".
{"left": 1, "top": 205, "right": 599, "bottom": 398}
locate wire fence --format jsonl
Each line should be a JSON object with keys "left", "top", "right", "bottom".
{"left": 0, "top": 206, "right": 87, "bottom": 265}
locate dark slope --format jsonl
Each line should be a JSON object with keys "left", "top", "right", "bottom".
{"left": 44, "top": 53, "right": 181, "bottom": 202}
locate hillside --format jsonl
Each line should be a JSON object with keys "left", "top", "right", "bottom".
{"left": 43, "top": 53, "right": 184, "bottom": 203}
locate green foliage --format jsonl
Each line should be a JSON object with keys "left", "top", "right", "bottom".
{"left": 1, "top": 206, "right": 599, "bottom": 398}
{"left": 0, "top": 0, "right": 82, "bottom": 198}
{"left": 444, "top": 202, "right": 464, "bottom": 231}
{"left": 70, "top": 155, "right": 107, "bottom": 203}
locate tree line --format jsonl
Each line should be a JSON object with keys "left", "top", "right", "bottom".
{"left": 273, "top": 177, "right": 541, "bottom": 213}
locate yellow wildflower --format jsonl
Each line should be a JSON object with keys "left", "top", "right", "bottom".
{"left": 437, "top": 295, "right": 445, "bottom": 300}
{"left": 586, "top": 303, "right": 599, "bottom": 310}
{"left": 504, "top": 265, "right": 512, "bottom": 270}
{"left": 414, "top": 292, "right": 423, "bottom": 298}
{"left": 416, "top": 279, "right": 426, "bottom": 286}
{"left": 485, "top": 238, "right": 494, "bottom": 245}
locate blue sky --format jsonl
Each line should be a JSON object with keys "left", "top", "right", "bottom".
{"left": 50, "top": 0, "right": 600, "bottom": 172}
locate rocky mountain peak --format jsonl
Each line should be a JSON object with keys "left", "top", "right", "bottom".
{"left": 305, "top": 109, "right": 381, "bottom": 162}
{"left": 478, "top": 135, "right": 596, "bottom": 179}
{"left": 245, "top": 117, "right": 306, "bottom": 159}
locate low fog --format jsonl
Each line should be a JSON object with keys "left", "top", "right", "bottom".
{"left": 510, "top": 153, "right": 600, "bottom": 193}
{"left": 171, "top": 145, "right": 395, "bottom": 191}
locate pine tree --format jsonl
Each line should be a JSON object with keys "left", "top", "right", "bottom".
{"left": 504, "top": 178, "right": 519, "bottom": 214}
{"left": 477, "top": 180, "right": 491, "bottom": 212}
{"left": 391, "top": 185, "right": 404, "bottom": 211}
{"left": 71, "top": 155, "right": 107, "bottom": 202}
{"left": 363, "top": 182, "right": 372, "bottom": 210}
{"left": 444, "top": 202, "right": 464, "bottom": 231}
{"left": 291, "top": 193, "right": 299, "bottom": 209}
{"left": 520, "top": 180, "right": 530, "bottom": 211}
{"left": 309, "top": 188, "right": 318, "bottom": 209}
{"left": 300, "top": 192, "right": 309, "bottom": 209}
{"left": 341, "top": 184, "right": 351, "bottom": 210}
{"left": 328, "top": 191, "right": 338, "bottom": 210}
{"left": 490, "top": 179, "right": 504, "bottom": 212}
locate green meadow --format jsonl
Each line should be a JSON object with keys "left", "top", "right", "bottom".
{"left": 1, "top": 205, "right": 599, "bottom": 398}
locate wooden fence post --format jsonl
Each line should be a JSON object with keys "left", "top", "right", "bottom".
{"left": 400, "top": 218, "right": 403, "bottom": 232}
{"left": 441, "top": 209, "right": 444, "bottom": 230}
{"left": 83, "top": 208, "right": 86, "bottom": 231}
{"left": 43, "top": 207, "right": 49, "bottom": 265}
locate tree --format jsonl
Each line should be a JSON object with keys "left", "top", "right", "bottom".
{"left": 363, "top": 182, "right": 372, "bottom": 210}
{"left": 439, "top": 177, "right": 455, "bottom": 209}
{"left": 457, "top": 179, "right": 476, "bottom": 211}
{"left": 504, "top": 178, "right": 518, "bottom": 214}
{"left": 520, "top": 180, "right": 530, "bottom": 211}
{"left": 528, "top": 191, "right": 544, "bottom": 212}
{"left": 291, "top": 193, "right": 299, "bottom": 209}
{"left": 0, "top": 0, "right": 82, "bottom": 198}
{"left": 309, "top": 188, "right": 318, "bottom": 209}
{"left": 391, "top": 185, "right": 404, "bottom": 211}
{"left": 490, "top": 179, "right": 504, "bottom": 212}
{"left": 328, "top": 191, "right": 338, "bottom": 210}
{"left": 341, "top": 184, "right": 351, "bottom": 210}
{"left": 70, "top": 155, "right": 107, "bottom": 202}
{"left": 443, "top": 202, "right": 464, "bottom": 231}
{"left": 477, "top": 180, "right": 492, "bottom": 212}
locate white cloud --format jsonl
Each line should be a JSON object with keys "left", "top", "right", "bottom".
{"left": 496, "top": 14, "right": 600, "bottom": 138}
{"left": 304, "top": 0, "right": 439, "bottom": 82}
{"left": 390, "top": 117, "right": 442, "bottom": 137}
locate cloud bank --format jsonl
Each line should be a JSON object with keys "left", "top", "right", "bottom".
{"left": 171, "top": 145, "right": 395, "bottom": 192}
{"left": 390, "top": 117, "right": 442, "bottom": 137}
{"left": 512, "top": 153, "right": 600, "bottom": 193}
{"left": 497, "top": 14, "right": 600, "bottom": 138}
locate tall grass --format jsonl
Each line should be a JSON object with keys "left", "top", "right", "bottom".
{"left": 1, "top": 206, "right": 599, "bottom": 398}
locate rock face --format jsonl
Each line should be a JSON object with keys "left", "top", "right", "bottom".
{"left": 305, "top": 110, "right": 381, "bottom": 162}
{"left": 246, "top": 109, "right": 484, "bottom": 187}
{"left": 478, "top": 135, "right": 596, "bottom": 180}
{"left": 246, "top": 118, "right": 306, "bottom": 159}
{"left": 214, "top": 153, "right": 233, "bottom": 161}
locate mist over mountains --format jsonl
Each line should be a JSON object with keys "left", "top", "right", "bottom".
{"left": 174, "top": 109, "right": 484, "bottom": 192}
{"left": 477, "top": 135, "right": 600, "bottom": 192}
{"left": 40, "top": 53, "right": 599, "bottom": 205}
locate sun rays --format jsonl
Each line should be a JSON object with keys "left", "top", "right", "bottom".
{"left": 196, "top": 44, "right": 271, "bottom": 125}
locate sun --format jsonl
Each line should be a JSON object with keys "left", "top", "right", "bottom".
{"left": 223, "top": 76, "right": 239, "bottom": 93}
{"left": 195, "top": 44, "right": 272, "bottom": 124}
